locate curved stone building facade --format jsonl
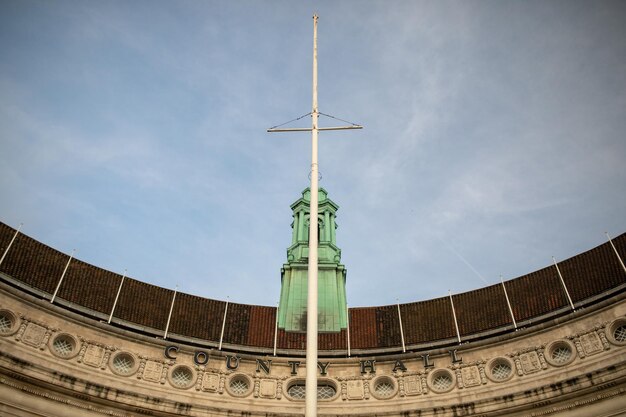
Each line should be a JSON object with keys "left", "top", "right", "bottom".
{"left": 1, "top": 216, "right": 625, "bottom": 416}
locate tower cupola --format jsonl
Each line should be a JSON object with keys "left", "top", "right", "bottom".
{"left": 278, "top": 188, "right": 347, "bottom": 332}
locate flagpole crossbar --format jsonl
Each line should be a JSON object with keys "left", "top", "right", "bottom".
{"left": 268, "top": 110, "right": 362, "bottom": 133}
{"left": 268, "top": 125, "right": 362, "bottom": 133}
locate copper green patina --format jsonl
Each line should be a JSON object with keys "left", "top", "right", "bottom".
{"left": 278, "top": 188, "right": 348, "bottom": 332}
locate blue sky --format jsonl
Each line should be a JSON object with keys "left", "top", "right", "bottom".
{"left": 1, "top": 1, "right": 625, "bottom": 307}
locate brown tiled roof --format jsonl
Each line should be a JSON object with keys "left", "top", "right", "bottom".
{"left": 454, "top": 285, "right": 511, "bottom": 336}
{"left": 0, "top": 222, "right": 68, "bottom": 294}
{"left": 558, "top": 239, "right": 626, "bottom": 302}
{"left": 168, "top": 292, "right": 225, "bottom": 341}
{"left": 114, "top": 278, "right": 171, "bottom": 330}
{"left": 504, "top": 265, "right": 569, "bottom": 322}
{"left": 401, "top": 296, "right": 457, "bottom": 344}
{"left": 0, "top": 221, "right": 624, "bottom": 353}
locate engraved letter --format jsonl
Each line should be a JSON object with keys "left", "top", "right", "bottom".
{"left": 360, "top": 360, "right": 376, "bottom": 374}
{"left": 449, "top": 349, "right": 463, "bottom": 363}
{"left": 420, "top": 353, "right": 434, "bottom": 368}
{"left": 164, "top": 345, "right": 178, "bottom": 359}
{"left": 393, "top": 360, "right": 407, "bottom": 372}
{"left": 317, "top": 361, "right": 330, "bottom": 376}
{"left": 225, "top": 355, "right": 240, "bottom": 370}
{"left": 288, "top": 361, "right": 301, "bottom": 375}
{"left": 194, "top": 350, "right": 209, "bottom": 365}
{"left": 256, "top": 359, "right": 272, "bottom": 375}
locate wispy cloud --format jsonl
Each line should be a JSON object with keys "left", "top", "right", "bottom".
{"left": 1, "top": 1, "right": 624, "bottom": 306}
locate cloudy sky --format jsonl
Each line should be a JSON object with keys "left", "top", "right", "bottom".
{"left": 1, "top": 1, "right": 624, "bottom": 307}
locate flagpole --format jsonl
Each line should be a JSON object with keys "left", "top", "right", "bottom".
{"left": 266, "top": 16, "right": 362, "bottom": 414}
{"left": 305, "top": 14, "right": 319, "bottom": 417}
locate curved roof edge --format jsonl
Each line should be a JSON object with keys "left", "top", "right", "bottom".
{"left": 0, "top": 221, "right": 624, "bottom": 354}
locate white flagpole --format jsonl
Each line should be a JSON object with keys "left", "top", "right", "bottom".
{"left": 273, "top": 301, "right": 279, "bottom": 356}
{"left": 606, "top": 232, "right": 626, "bottom": 274}
{"left": 266, "top": 16, "right": 362, "bottom": 415}
{"left": 397, "top": 299, "right": 406, "bottom": 353}
{"left": 449, "top": 290, "right": 462, "bottom": 344}
{"left": 305, "top": 14, "right": 320, "bottom": 417}
{"left": 0, "top": 223, "right": 22, "bottom": 267}
{"left": 552, "top": 256, "right": 575, "bottom": 311}
{"left": 50, "top": 249, "right": 75, "bottom": 304}
{"left": 108, "top": 269, "right": 127, "bottom": 324}
{"left": 346, "top": 302, "right": 351, "bottom": 357}
{"left": 163, "top": 285, "right": 178, "bottom": 340}
{"left": 500, "top": 275, "right": 517, "bottom": 329}
{"left": 219, "top": 296, "right": 229, "bottom": 350}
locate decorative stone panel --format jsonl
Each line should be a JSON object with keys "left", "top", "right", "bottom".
{"left": 22, "top": 323, "right": 47, "bottom": 347}
{"left": 138, "top": 357, "right": 172, "bottom": 384}
{"left": 143, "top": 361, "right": 164, "bottom": 383}
{"left": 259, "top": 379, "right": 276, "bottom": 399}
{"left": 397, "top": 373, "right": 424, "bottom": 397}
{"left": 15, "top": 316, "right": 58, "bottom": 351}
{"left": 509, "top": 346, "right": 547, "bottom": 375}
{"left": 77, "top": 339, "right": 115, "bottom": 369}
{"left": 82, "top": 344, "right": 104, "bottom": 367}
{"left": 461, "top": 365, "right": 481, "bottom": 387}
{"left": 579, "top": 331, "right": 604, "bottom": 356}
{"left": 201, "top": 371, "right": 222, "bottom": 392}
{"left": 338, "top": 377, "right": 366, "bottom": 400}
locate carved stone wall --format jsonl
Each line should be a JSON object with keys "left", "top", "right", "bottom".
{"left": 1, "top": 280, "right": 626, "bottom": 416}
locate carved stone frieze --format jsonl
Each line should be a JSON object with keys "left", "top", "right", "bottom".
{"left": 15, "top": 316, "right": 57, "bottom": 350}
{"left": 137, "top": 356, "right": 173, "bottom": 385}
{"left": 452, "top": 360, "right": 486, "bottom": 389}
{"left": 77, "top": 338, "right": 116, "bottom": 369}
{"left": 339, "top": 375, "right": 371, "bottom": 400}
{"left": 259, "top": 379, "right": 276, "bottom": 398}
{"left": 578, "top": 331, "right": 604, "bottom": 357}
{"left": 461, "top": 366, "right": 481, "bottom": 388}
{"left": 251, "top": 375, "right": 286, "bottom": 399}
{"left": 200, "top": 370, "right": 222, "bottom": 392}
{"left": 508, "top": 346, "right": 547, "bottom": 375}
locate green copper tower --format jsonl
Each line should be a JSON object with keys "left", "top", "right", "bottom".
{"left": 278, "top": 187, "right": 347, "bottom": 332}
